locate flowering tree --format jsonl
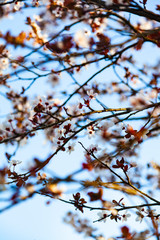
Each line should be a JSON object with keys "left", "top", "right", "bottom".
{"left": 1, "top": 0, "right": 160, "bottom": 239}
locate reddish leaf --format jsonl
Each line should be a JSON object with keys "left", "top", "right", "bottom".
{"left": 88, "top": 188, "right": 103, "bottom": 201}
{"left": 82, "top": 162, "right": 93, "bottom": 171}
{"left": 121, "top": 226, "right": 132, "bottom": 239}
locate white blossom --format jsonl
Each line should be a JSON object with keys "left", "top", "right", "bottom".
{"left": 139, "top": 18, "right": 152, "bottom": 30}
{"left": 94, "top": 18, "right": 108, "bottom": 33}
{"left": 87, "top": 125, "right": 95, "bottom": 138}
{"left": 87, "top": 89, "right": 97, "bottom": 100}
{"left": 66, "top": 142, "right": 76, "bottom": 154}
{"left": 122, "top": 211, "right": 131, "bottom": 221}
{"left": 9, "top": 160, "right": 22, "bottom": 172}
{"left": 14, "top": 1, "right": 24, "bottom": 11}
{"left": 74, "top": 29, "right": 90, "bottom": 48}
{"left": 97, "top": 210, "right": 107, "bottom": 222}
{"left": 0, "top": 57, "right": 9, "bottom": 74}
{"left": 88, "top": 144, "right": 101, "bottom": 153}
{"left": 135, "top": 211, "right": 144, "bottom": 223}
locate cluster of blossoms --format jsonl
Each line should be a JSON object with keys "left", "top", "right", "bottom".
{"left": 0, "top": 46, "right": 10, "bottom": 75}
{"left": 95, "top": 205, "right": 158, "bottom": 225}
{"left": 26, "top": 17, "right": 48, "bottom": 45}
{"left": 129, "top": 90, "right": 159, "bottom": 109}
